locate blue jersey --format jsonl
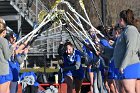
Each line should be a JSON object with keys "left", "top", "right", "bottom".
{"left": 100, "top": 39, "right": 113, "bottom": 48}
{"left": 82, "top": 43, "right": 98, "bottom": 65}
{"left": 83, "top": 45, "right": 93, "bottom": 60}
{"left": 63, "top": 49, "right": 84, "bottom": 80}
{"left": 9, "top": 55, "right": 20, "bottom": 82}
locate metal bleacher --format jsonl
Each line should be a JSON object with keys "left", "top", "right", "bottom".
{"left": 0, "top": 0, "right": 71, "bottom": 68}
{"left": 9, "top": 0, "right": 70, "bottom": 58}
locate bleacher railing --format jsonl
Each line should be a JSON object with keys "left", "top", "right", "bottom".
{"left": 10, "top": 0, "right": 70, "bottom": 58}
{"left": 10, "top": 0, "right": 48, "bottom": 26}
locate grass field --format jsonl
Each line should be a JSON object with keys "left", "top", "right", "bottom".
{"left": 20, "top": 67, "right": 59, "bottom": 73}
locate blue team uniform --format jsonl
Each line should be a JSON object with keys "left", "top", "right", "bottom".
{"left": 108, "top": 60, "right": 123, "bottom": 79}
{"left": 63, "top": 49, "right": 85, "bottom": 80}
{"left": 0, "top": 67, "right": 13, "bottom": 84}
{"left": 9, "top": 55, "right": 21, "bottom": 82}
{"left": 100, "top": 39, "right": 113, "bottom": 48}
{"left": 123, "top": 62, "right": 140, "bottom": 79}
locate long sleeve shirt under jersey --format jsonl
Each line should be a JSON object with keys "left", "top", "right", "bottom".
{"left": 0, "top": 37, "right": 14, "bottom": 75}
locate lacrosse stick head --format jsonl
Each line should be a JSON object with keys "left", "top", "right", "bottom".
{"left": 38, "top": 10, "right": 48, "bottom": 23}
{"left": 49, "top": 10, "right": 65, "bottom": 22}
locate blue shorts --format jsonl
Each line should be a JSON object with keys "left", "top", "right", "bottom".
{"left": 64, "top": 69, "right": 85, "bottom": 80}
{"left": 0, "top": 69, "right": 13, "bottom": 84}
{"left": 87, "top": 68, "right": 94, "bottom": 72}
{"left": 123, "top": 62, "right": 140, "bottom": 79}
{"left": 108, "top": 61, "right": 123, "bottom": 79}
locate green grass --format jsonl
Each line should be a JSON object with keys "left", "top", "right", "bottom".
{"left": 20, "top": 68, "right": 59, "bottom": 73}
